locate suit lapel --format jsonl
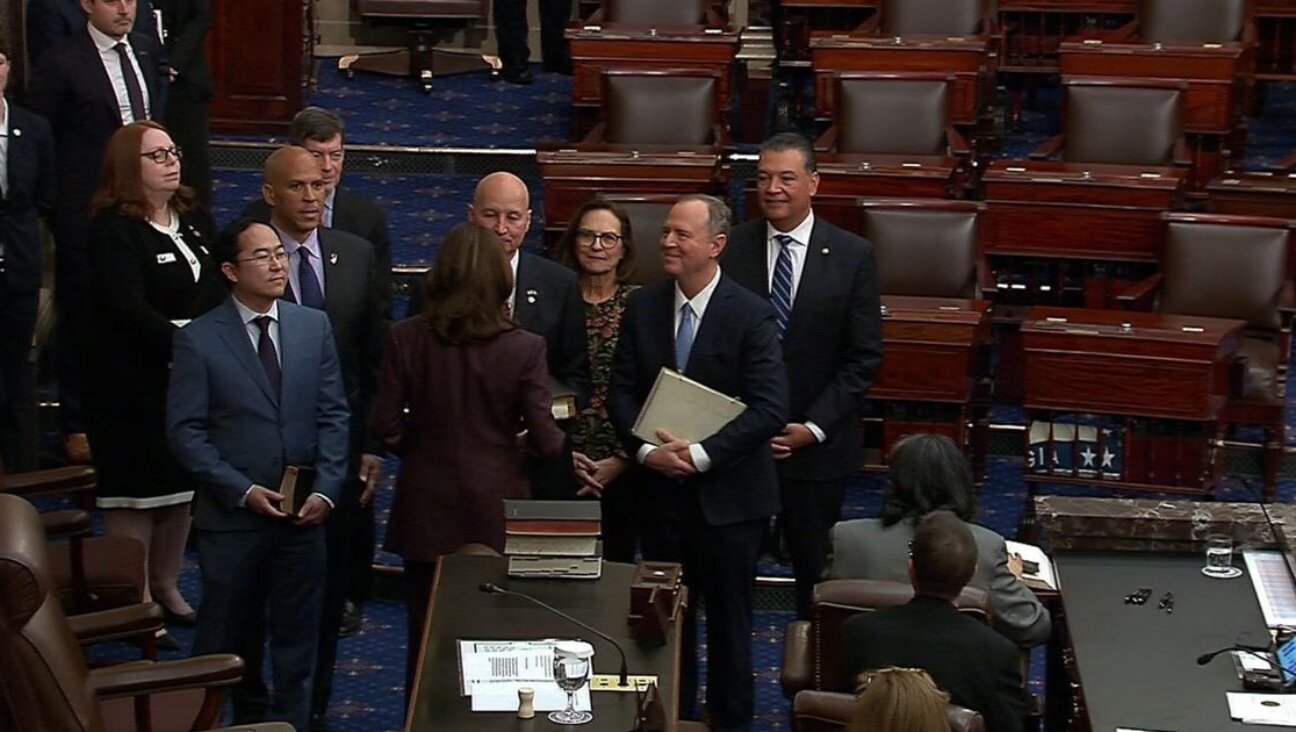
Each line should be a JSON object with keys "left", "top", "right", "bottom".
{"left": 513, "top": 253, "right": 537, "bottom": 327}
{"left": 729, "top": 226, "right": 771, "bottom": 298}
{"left": 78, "top": 33, "right": 122, "bottom": 128}
{"left": 786, "top": 222, "right": 832, "bottom": 340}
{"left": 214, "top": 300, "right": 278, "bottom": 406}
{"left": 689, "top": 276, "right": 730, "bottom": 368}
{"left": 278, "top": 305, "right": 306, "bottom": 402}
{"left": 331, "top": 188, "right": 354, "bottom": 232}
{"left": 319, "top": 231, "right": 341, "bottom": 319}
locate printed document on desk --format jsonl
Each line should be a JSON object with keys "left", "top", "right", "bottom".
{"left": 632, "top": 368, "right": 745, "bottom": 446}
{"left": 457, "top": 639, "right": 592, "bottom": 712}
{"left": 1227, "top": 692, "right": 1296, "bottom": 726}
{"left": 1243, "top": 551, "right": 1296, "bottom": 628}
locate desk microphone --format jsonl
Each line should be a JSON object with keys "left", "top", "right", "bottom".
{"left": 478, "top": 582, "right": 630, "bottom": 687}
{"left": 1196, "top": 644, "right": 1271, "bottom": 665}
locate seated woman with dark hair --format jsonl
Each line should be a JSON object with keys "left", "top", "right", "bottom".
{"left": 824, "top": 433, "right": 1051, "bottom": 647}
{"left": 850, "top": 667, "right": 951, "bottom": 732}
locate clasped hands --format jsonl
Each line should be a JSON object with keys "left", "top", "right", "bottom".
{"left": 643, "top": 429, "right": 698, "bottom": 479}
{"left": 245, "top": 485, "right": 331, "bottom": 525}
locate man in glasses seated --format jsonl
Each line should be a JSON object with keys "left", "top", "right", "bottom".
{"left": 839, "top": 510, "right": 1033, "bottom": 732}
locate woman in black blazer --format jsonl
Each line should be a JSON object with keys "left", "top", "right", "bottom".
{"left": 82, "top": 121, "right": 224, "bottom": 641}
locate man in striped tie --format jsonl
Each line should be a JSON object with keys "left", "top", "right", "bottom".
{"left": 722, "top": 132, "right": 883, "bottom": 619}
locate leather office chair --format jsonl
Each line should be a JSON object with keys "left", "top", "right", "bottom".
{"left": 792, "top": 689, "right": 985, "bottom": 732}
{"left": 597, "top": 194, "right": 673, "bottom": 285}
{"left": 1129, "top": 0, "right": 1252, "bottom": 43}
{"left": 1031, "top": 78, "right": 1189, "bottom": 167}
{"left": 781, "top": 579, "right": 991, "bottom": 699}
{"left": 0, "top": 494, "right": 292, "bottom": 732}
{"left": 816, "top": 73, "right": 968, "bottom": 157}
{"left": 593, "top": 0, "right": 725, "bottom": 27}
{"left": 860, "top": 199, "right": 985, "bottom": 298}
{"left": 338, "top": 0, "right": 490, "bottom": 93}
{"left": 861, "top": 0, "right": 992, "bottom": 37}
{"left": 0, "top": 462, "right": 146, "bottom": 616}
{"left": 1118, "top": 212, "right": 1295, "bottom": 499}
{"left": 584, "top": 69, "right": 729, "bottom": 147}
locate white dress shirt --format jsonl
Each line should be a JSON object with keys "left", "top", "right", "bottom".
{"left": 0, "top": 97, "right": 10, "bottom": 200}
{"left": 507, "top": 249, "right": 520, "bottom": 314}
{"left": 87, "top": 22, "right": 151, "bottom": 124}
{"left": 636, "top": 266, "right": 724, "bottom": 473}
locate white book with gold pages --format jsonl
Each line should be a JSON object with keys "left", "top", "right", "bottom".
{"left": 631, "top": 368, "right": 746, "bottom": 446}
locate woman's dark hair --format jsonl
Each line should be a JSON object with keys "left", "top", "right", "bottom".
{"left": 423, "top": 223, "right": 513, "bottom": 344}
{"left": 556, "top": 200, "right": 637, "bottom": 282}
{"left": 90, "top": 120, "right": 197, "bottom": 220}
{"left": 879, "top": 433, "right": 977, "bottom": 526}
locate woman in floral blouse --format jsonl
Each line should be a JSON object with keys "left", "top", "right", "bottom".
{"left": 557, "top": 200, "right": 640, "bottom": 562}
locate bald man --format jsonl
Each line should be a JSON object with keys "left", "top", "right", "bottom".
{"left": 468, "top": 172, "right": 587, "bottom": 499}
{"left": 262, "top": 146, "right": 386, "bottom": 729}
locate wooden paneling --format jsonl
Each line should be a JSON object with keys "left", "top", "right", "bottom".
{"left": 209, "top": 0, "right": 308, "bottom": 133}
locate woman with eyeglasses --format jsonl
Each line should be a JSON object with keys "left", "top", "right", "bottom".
{"left": 849, "top": 667, "right": 951, "bottom": 732}
{"left": 556, "top": 200, "right": 642, "bottom": 562}
{"left": 81, "top": 120, "right": 224, "bottom": 646}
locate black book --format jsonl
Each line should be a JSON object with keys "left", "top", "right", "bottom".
{"left": 278, "top": 465, "right": 316, "bottom": 515}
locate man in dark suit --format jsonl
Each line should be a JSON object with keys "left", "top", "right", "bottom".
{"left": 167, "top": 219, "right": 350, "bottom": 731}
{"left": 28, "top": 0, "right": 164, "bottom": 460}
{"left": 722, "top": 132, "right": 882, "bottom": 619}
{"left": 26, "top": 0, "right": 158, "bottom": 65}
{"left": 493, "top": 0, "right": 572, "bottom": 83}
{"left": 468, "top": 171, "right": 588, "bottom": 498}
{"left": 154, "top": 0, "right": 214, "bottom": 206}
{"left": 242, "top": 107, "right": 392, "bottom": 319}
{"left": 0, "top": 44, "right": 56, "bottom": 473}
{"left": 838, "top": 510, "right": 1032, "bottom": 732}
{"left": 608, "top": 194, "right": 789, "bottom": 732}
{"left": 259, "top": 146, "right": 385, "bottom": 731}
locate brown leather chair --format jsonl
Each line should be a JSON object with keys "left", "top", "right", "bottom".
{"left": 595, "top": 0, "right": 725, "bottom": 26}
{"left": 0, "top": 463, "right": 146, "bottom": 616}
{"left": 1031, "top": 78, "right": 1189, "bottom": 167}
{"left": 597, "top": 194, "right": 673, "bottom": 285}
{"left": 0, "top": 494, "right": 293, "bottom": 732}
{"left": 781, "top": 579, "right": 991, "bottom": 699}
{"left": 1133, "top": 0, "right": 1252, "bottom": 43}
{"left": 817, "top": 73, "right": 968, "bottom": 157}
{"left": 339, "top": 0, "right": 490, "bottom": 92}
{"left": 862, "top": 0, "right": 993, "bottom": 37}
{"left": 584, "top": 69, "right": 728, "bottom": 147}
{"left": 792, "top": 689, "right": 985, "bottom": 732}
{"left": 860, "top": 199, "right": 986, "bottom": 298}
{"left": 1118, "top": 212, "right": 1295, "bottom": 499}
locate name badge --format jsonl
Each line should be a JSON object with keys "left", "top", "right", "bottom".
{"left": 157, "top": 252, "right": 177, "bottom": 264}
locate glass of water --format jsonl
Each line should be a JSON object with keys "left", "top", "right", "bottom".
{"left": 1202, "top": 534, "right": 1242, "bottom": 579}
{"left": 549, "top": 640, "right": 594, "bottom": 725}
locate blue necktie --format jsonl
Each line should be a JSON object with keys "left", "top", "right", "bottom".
{"left": 771, "top": 234, "right": 795, "bottom": 337}
{"left": 296, "top": 248, "right": 325, "bottom": 310}
{"left": 676, "top": 303, "right": 695, "bottom": 372}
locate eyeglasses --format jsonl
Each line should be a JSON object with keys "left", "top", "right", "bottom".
{"left": 236, "top": 249, "right": 288, "bottom": 266}
{"left": 576, "top": 230, "right": 624, "bottom": 248}
{"left": 140, "top": 146, "right": 183, "bottom": 164}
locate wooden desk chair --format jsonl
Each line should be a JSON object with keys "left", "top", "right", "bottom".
{"left": 859, "top": 0, "right": 994, "bottom": 37}
{"left": 597, "top": 194, "right": 675, "bottom": 285}
{"left": 0, "top": 494, "right": 293, "bottom": 732}
{"left": 338, "top": 0, "right": 490, "bottom": 93}
{"left": 781, "top": 579, "right": 991, "bottom": 699}
{"left": 860, "top": 199, "right": 986, "bottom": 298}
{"left": 816, "top": 73, "right": 969, "bottom": 158}
{"left": 585, "top": 0, "right": 726, "bottom": 27}
{"left": 583, "top": 69, "right": 730, "bottom": 147}
{"left": 792, "top": 689, "right": 985, "bottom": 732}
{"left": 1032, "top": 78, "right": 1190, "bottom": 167}
{"left": 1118, "top": 212, "right": 1295, "bottom": 499}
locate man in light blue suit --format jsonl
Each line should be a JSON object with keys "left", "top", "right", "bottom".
{"left": 167, "top": 218, "right": 350, "bottom": 730}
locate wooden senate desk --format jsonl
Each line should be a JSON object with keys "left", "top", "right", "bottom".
{"left": 1208, "top": 170, "right": 1296, "bottom": 219}
{"left": 810, "top": 33, "right": 993, "bottom": 128}
{"left": 407, "top": 555, "right": 683, "bottom": 731}
{"left": 1256, "top": 0, "right": 1296, "bottom": 80}
{"left": 1021, "top": 306, "right": 1245, "bottom": 493}
{"left": 566, "top": 24, "right": 741, "bottom": 139}
{"left": 537, "top": 148, "right": 726, "bottom": 252}
{"left": 868, "top": 296, "right": 991, "bottom": 466}
{"left": 996, "top": 0, "right": 1135, "bottom": 73}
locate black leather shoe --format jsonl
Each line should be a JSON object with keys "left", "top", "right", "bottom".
{"left": 498, "top": 66, "right": 534, "bottom": 85}
{"left": 338, "top": 600, "right": 363, "bottom": 638}
{"left": 163, "top": 606, "right": 198, "bottom": 627}
{"left": 155, "top": 631, "right": 181, "bottom": 652}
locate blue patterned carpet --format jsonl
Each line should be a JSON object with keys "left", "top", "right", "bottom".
{"left": 137, "top": 62, "right": 1296, "bottom": 732}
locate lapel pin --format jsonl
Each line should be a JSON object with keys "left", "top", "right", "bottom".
{"left": 526, "top": 288, "right": 538, "bottom": 304}
{"left": 12, "top": 128, "right": 20, "bottom": 138}
{"left": 821, "top": 247, "right": 830, "bottom": 255}
{"left": 329, "top": 252, "right": 339, "bottom": 265}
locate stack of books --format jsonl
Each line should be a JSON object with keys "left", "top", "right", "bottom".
{"left": 503, "top": 500, "right": 603, "bottom": 579}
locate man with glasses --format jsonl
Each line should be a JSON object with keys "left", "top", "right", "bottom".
{"left": 29, "top": 0, "right": 165, "bottom": 462}
{"left": 167, "top": 218, "right": 350, "bottom": 731}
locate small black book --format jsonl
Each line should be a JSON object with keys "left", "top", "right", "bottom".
{"left": 278, "top": 465, "right": 316, "bottom": 515}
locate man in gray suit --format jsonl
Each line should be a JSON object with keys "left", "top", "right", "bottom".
{"left": 167, "top": 219, "right": 350, "bottom": 730}
{"left": 824, "top": 433, "right": 1050, "bottom": 648}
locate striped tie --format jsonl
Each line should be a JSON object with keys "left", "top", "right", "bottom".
{"left": 771, "top": 234, "right": 795, "bottom": 337}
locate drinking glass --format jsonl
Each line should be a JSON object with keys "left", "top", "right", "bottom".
{"left": 1202, "top": 534, "right": 1242, "bottom": 579}
{"left": 549, "top": 640, "right": 594, "bottom": 725}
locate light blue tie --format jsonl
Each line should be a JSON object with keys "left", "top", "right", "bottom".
{"left": 676, "top": 303, "right": 696, "bottom": 371}
{"left": 771, "top": 234, "right": 795, "bottom": 337}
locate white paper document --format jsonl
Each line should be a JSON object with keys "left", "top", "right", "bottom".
{"left": 457, "top": 639, "right": 592, "bottom": 713}
{"left": 1244, "top": 551, "right": 1296, "bottom": 628}
{"left": 1005, "top": 540, "right": 1058, "bottom": 591}
{"left": 1227, "top": 692, "right": 1296, "bottom": 726}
